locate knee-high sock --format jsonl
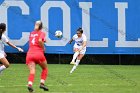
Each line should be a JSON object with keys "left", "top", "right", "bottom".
{"left": 72, "top": 52, "right": 79, "bottom": 62}
{"left": 28, "top": 74, "right": 35, "bottom": 86}
{"left": 0, "top": 65, "right": 6, "bottom": 72}
{"left": 75, "top": 59, "right": 80, "bottom": 66}
{"left": 70, "top": 60, "right": 80, "bottom": 73}
{"left": 40, "top": 68, "right": 48, "bottom": 84}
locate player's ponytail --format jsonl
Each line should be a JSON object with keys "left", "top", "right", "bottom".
{"left": 0, "top": 23, "right": 6, "bottom": 40}
{"left": 0, "top": 29, "right": 2, "bottom": 40}
{"left": 35, "top": 21, "right": 43, "bottom": 30}
{"left": 39, "top": 21, "right": 43, "bottom": 30}
{"left": 77, "top": 27, "right": 83, "bottom": 34}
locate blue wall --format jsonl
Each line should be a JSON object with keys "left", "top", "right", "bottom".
{"left": 0, "top": 0, "right": 140, "bottom": 54}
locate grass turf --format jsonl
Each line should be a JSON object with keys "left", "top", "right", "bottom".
{"left": 0, "top": 64, "right": 140, "bottom": 93}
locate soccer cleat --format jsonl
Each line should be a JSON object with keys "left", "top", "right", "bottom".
{"left": 70, "top": 68, "right": 75, "bottom": 74}
{"left": 70, "top": 70, "right": 73, "bottom": 74}
{"left": 70, "top": 65, "right": 77, "bottom": 74}
{"left": 28, "top": 86, "right": 34, "bottom": 92}
{"left": 70, "top": 61, "right": 75, "bottom": 65}
{"left": 40, "top": 84, "right": 49, "bottom": 91}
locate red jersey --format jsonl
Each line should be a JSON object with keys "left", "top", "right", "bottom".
{"left": 28, "top": 30, "right": 46, "bottom": 53}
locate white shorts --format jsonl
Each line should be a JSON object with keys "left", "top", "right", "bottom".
{"left": 73, "top": 44, "right": 86, "bottom": 54}
{"left": 0, "top": 53, "right": 5, "bottom": 59}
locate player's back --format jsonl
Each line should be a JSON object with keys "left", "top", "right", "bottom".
{"left": 28, "top": 30, "right": 45, "bottom": 53}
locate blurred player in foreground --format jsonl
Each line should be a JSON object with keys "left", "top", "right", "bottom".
{"left": 0, "top": 23, "right": 23, "bottom": 75}
{"left": 26, "top": 21, "right": 48, "bottom": 92}
{"left": 69, "top": 28, "right": 87, "bottom": 73}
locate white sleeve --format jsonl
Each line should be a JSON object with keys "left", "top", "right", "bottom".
{"left": 1, "top": 35, "right": 9, "bottom": 43}
{"left": 83, "top": 34, "right": 87, "bottom": 41}
{"left": 72, "top": 34, "right": 77, "bottom": 40}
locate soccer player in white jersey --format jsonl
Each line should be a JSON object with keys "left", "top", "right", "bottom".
{"left": 0, "top": 23, "right": 23, "bottom": 74}
{"left": 69, "top": 27, "right": 87, "bottom": 73}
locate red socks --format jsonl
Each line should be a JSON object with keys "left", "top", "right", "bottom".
{"left": 40, "top": 68, "right": 48, "bottom": 84}
{"left": 28, "top": 68, "right": 48, "bottom": 86}
{"left": 28, "top": 74, "right": 35, "bottom": 86}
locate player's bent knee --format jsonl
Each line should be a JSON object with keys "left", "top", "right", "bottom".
{"left": 4, "top": 63, "right": 10, "bottom": 68}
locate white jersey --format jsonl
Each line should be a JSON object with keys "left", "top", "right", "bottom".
{"left": 72, "top": 34, "right": 87, "bottom": 54}
{"left": 73, "top": 34, "right": 87, "bottom": 47}
{"left": 0, "top": 34, "right": 9, "bottom": 54}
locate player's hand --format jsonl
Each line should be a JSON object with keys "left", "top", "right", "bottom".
{"left": 78, "top": 49, "right": 82, "bottom": 52}
{"left": 75, "top": 49, "right": 80, "bottom": 53}
{"left": 78, "top": 48, "right": 83, "bottom": 52}
{"left": 16, "top": 47, "right": 24, "bottom": 52}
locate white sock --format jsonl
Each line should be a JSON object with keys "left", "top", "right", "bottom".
{"left": 70, "top": 60, "right": 80, "bottom": 73}
{"left": 75, "top": 60, "right": 80, "bottom": 66}
{"left": 0, "top": 65, "right": 6, "bottom": 72}
{"left": 40, "top": 79, "right": 45, "bottom": 84}
{"left": 70, "top": 65, "right": 76, "bottom": 73}
{"left": 72, "top": 52, "right": 79, "bottom": 62}
{"left": 28, "top": 81, "right": 33, "bottom": 86}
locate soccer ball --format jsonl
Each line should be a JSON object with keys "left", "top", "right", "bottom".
{"left": 55, "top": 30, "right": 63, "bottom": 38}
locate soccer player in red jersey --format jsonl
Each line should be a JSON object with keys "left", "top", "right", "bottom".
{"left": 26, "top": 21, "right": 48, "bottom": 92}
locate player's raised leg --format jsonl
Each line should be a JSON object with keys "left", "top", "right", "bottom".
{"left": 75, "top": 54, "right": 84, "bottom": 67}
{"left": 27, "top": 62, "right": 36, "bottom": 92}
{"left": 70, "top": 48, "right": 79, "bottom": 65}
{"left": 39, "top": 61, "right": 49, "bottom": 91}
{"left": 0, "top": 57, "right": 9, "bottom": 74}
{"left": 70, "top": 54, "right": 84, "bottom": 73}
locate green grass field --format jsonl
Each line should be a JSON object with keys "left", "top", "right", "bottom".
{"left": 0, "top": 64, "right": 140, "bottom": 93}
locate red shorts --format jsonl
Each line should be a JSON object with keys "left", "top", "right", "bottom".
{"left": 26, "top": 52, "right": 46, "bottom": 65}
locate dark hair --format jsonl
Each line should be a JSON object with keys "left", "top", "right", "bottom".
{"left": 0, "top": 23, "right": 6, "bottom": 39}
{"left": 39, "top": 21, "right": 43, "bottom": 30}
{"left": 77, "top": 27, "right": 83, "bottom": 34}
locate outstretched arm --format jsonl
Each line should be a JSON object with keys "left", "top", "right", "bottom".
{"left": 69, "top": 39, "right": 74, "bottom": 44}
{"left": 7, "top": 42, "right": 17, "bottom": 49}
{"left": 6, "top": 42, "right": 24, "bottom": 52}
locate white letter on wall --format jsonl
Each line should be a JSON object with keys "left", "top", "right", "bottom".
{"left": 115, "top": 2, "right": 140, "bottom": 47}
{"left": 41, "top": 1, "right": 70, "bottom": 46}
{"left": 80, "top": 2, "right": 108, "bottom": 47}
{"left": 0, "top": 0, "right": 30, "bottom": 46}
